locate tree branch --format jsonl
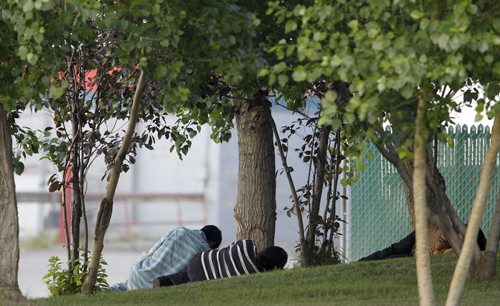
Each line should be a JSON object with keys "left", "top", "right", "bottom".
{"left": 447, "top": 114, "right": 500, "bottom": 304}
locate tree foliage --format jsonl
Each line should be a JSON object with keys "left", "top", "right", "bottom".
{"left": 0, "top": 0, "right": 101, "bottom": 301}
{"left": 267, "top": 0, "right": 499, "bottom": 303}
{"left": 2, "top": 0, "right": 498, "bottom": 300}
{"left": 268, "top": 0, "right": 498, "bottom": 135}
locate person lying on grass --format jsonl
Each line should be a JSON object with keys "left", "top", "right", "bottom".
{"left": 359, "top": 225, "right": 486, "bottom": 261}
{"left": 152, "top": 239, "right": 288, "bottom": 287}
{"left": 109, "top": 225, "right": 222, "bottom": 291}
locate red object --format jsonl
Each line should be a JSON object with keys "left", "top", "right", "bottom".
{"left": 58, "top": 66, "right": 122, "bottom": 92}
{"left": 59, "top": 165, "right": 73, "bottom": 244}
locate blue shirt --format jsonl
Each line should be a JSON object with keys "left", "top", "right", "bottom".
{"left": 127, "top": 227, "right": 210, "bottom": 290}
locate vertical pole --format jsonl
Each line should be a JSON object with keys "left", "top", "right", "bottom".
{"left": 176, "top": 196, "right": 183, "bottom": 226}
{"left": 124, "top": 197, "right": 132, "bottom": 242}
{"left": 60, "top": 165, "right": 72, "bottom": 244}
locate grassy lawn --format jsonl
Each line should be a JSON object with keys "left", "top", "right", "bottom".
{"left": 32, "top": 254, "right": 500, "bottom": 305}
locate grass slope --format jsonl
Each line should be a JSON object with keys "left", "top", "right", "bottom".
{"left": 32, "top": 254, "right": 500, "bottom": 305}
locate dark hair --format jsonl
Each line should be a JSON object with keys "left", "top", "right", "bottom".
{"left": 257, "top": 246, "right": 288, "bottom": 271}
{"left": 201, "top": 225, "right": 222, "bottom": 249}
{"left": 463, "top": 225, "right": 487, "bottom": 251}
{"left": 477, "top": 228, "right": 487, "bottom": 251}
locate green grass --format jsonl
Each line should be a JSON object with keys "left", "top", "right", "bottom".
{"left": 32, "top": 254, "right": 500, "bottom": 305}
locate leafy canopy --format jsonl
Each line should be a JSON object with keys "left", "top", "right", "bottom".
{"left": 1, "top": 0, "right": 99, "bottom": 109}
{"left": 268, "top": 0, "right": 499, "bottom": 136}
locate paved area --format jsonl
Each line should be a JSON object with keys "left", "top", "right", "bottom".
{"left": 19, "top": 246, "right": 140, "bottom": 298}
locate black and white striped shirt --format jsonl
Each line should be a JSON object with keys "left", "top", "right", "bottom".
{"left": 187, "top": 239, "right": 260, "bottom": 281}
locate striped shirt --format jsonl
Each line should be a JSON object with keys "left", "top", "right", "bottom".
{"left": 127, "top": 227, "right": 210, "bottom": 290}
{"left": 411, "top": 225, "right": 450, "bottom": 255}
{"left": 188, "top": 239, "right": 260, "bottom": 281}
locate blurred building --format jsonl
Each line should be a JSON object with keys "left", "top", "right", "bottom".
{"left": 15, "top": 96, "right": 493, "bottom": 261}
{"left": 15, "top": 100, "right": 349, "bottom": 259}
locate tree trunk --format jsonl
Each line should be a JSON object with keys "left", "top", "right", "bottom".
{"left": 62, "top": 165, "right": 73, "bottom": 269}
{"left": 234, "top": 96, "right": 276, "bottom": 253}
{"left": 0, "top": 106, "right": 24, "bottom": 302}
{"left": 413, "top": 98, "right": 436, "bottom": 306}
{"left": 476, "top": 192, "right": 500, "bottom": 281}
{"left": 71, "top": 118, "right": 82, "bottom": 267}
{"left": 447, "top": 115, "right": 500, "bottom": 305}
{"left": 81, "top": 70, "right": 146, "bottom": 294}
{"left": 424, "top": 147, "right": 467, "bottom": 255}
{"left": 376, "top": 138, "right": 466, "bottom": 255}
{"left": 403, "top": 183, "right": 415, "bottom": 228}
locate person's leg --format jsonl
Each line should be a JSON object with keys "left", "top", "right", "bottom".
{"left": 359, "top": 231, "right": 415, "bottom": 261}
{"left": 153, "top": 269, "right": 189, "bottom": 288}
{"left": 108, "top": 280, "right": 128, "bottom": 292}
{"left": 186, "top": 255, "right": 206, "bottom": 282}
{"left": 390, "top": 231, "right": 415, "bottom": 255}
{"left": 359, "top": 246, "right": 394, "bottom": 261}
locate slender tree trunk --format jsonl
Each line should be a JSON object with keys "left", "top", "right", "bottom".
{"left": 325, "top": 132, "right": 341, "bottom": 250}
{"left": 71, "top": 118, "right": 82, "bottom": 266}
{"left": 271, "top": 116, "right": 306, "bottom": 259}
{"left": 304, "top": 126, "right": 330, "bottom": 265}
{"left": 69, "top": 61, "right": 83, "bottom": 267}
{"left": 413, "top": 98, "right": 435, "bottom": 306}
{"left": 82, "top": 183, "right": 89, "bottom": 266}
{"left": 81, "top": 70, "right": 146, "bottom": 294}
{"left": 62, "top": 164, "right": 72, "bottom": 269}
{"left": 447, "top": 115, "right": 500, "bottom": 305}
{"left": 234, "top": 96, "right": 276, "bottom": 253}
{"left": 0, "top": 106, "right": 24, "bottom": 302}
{"left": 476, "top": 192, "right": 500, "bottom": 281}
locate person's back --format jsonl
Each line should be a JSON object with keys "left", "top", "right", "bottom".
{"left": 188, "top": 239, "right": 260, "bottom": 281}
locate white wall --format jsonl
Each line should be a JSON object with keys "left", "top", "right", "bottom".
{"left": 14, "top": 102, "right": 349, "bottom": 254}
{"left": 15, "top": 110, "right": 57, "bottom": 238}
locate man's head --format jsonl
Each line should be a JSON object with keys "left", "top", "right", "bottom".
{"left": 256, "top": 246, "right": 288, "bottom": 271}
{"left": 458, "top": 226, "right": 487, "bottom": 250}
{"left": 434, "top": 227, "right": 488, "bottom": 255}
{"left": 476, "top": 228, "right": 487, "bottom": 250}
{"left": 201, "top": 225, "right": 222, "bottom": 249}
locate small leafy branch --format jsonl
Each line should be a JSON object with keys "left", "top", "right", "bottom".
{"left": 43, "top": 251, "right": 108, "bottom": 297}
{"left": 274, "top": 107, "right": 350, "bottom": 266}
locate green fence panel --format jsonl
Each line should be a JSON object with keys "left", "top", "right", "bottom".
{"left": 351, "top": 124, "right": 499, "bottom": 261}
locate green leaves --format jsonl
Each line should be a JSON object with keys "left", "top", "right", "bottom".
{"left": 22, "top": 0, "right": 34, "bottom": 12}
{"left": 17, "top": 45, "right": 28, "bottom": 58}
{"left": 347, "top": 20, "right": 359, "bottom": 32}
{"left": 269, "top": 0, "right": 498, "bottom": 134}
{"left": 26, "top": 52, "right": 38, "bottom": 65}
{"left": 292, "top": 66, "right": 307, "bottom": 82}
{"left": 43, "top": 252, "right": 108, "bottom": 296}
{"left": 49, "top": 80, "right": 68, "bottom": 99}
{"left": 264, "top": 0, "right": 499, "bottom": 183}
{"left": 485, "top": 83, "right": 499, "bottom": 100}
{"left": 430, "top": 32, "right": 450, "bottom": 50}
{"left": 410, "top": 10, "right": 424, "bottom": 20}
{"left": 285, "top": 20, "right": 297, "bottom": 33}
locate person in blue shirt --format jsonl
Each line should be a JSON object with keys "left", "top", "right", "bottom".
{"left": 110, "top": 225, "right": 221, "bottom": 291}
